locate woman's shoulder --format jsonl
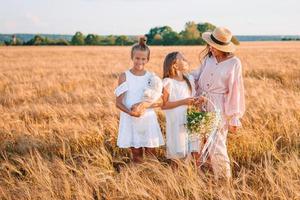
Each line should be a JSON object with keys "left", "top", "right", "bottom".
{"left": 231, "top": 56, "right": 241, "bottom": 64}
{"left": 230, "top": 56, "right": 242, "bottom": 70}
{"left": 219, "top": 55, "right": 240, "bottom": 66}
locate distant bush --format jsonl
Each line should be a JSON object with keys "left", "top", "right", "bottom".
{"left": 71, "top": 32, "right": 85, "bottom": 45}
{"left": 54, "top": 39, "right": 70, "bottom": 45}
{"left": 24, "top": 35, "right": 69, "bottom": 46}
{"left": 282, "top": 37, "right": 300, "bottom": 41}
{"left": 4, "top": 37, "right": 23, "bottom": 46}
{"left": 115, "top": 35, "right": 134, "bottom": 46}
{"left": 85, "top": 34, "right": 103, "bottom": 45}
{"left": 102, "top": 35, "right": 116, "bottom": 46}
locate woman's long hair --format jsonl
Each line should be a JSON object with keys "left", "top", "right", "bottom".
{"left": 199, "top": 44, "right": 234, "bottom": 64}
{"left": 163, "top": 52, "right": 192, "bottom": 93}
{"left": 199, "top": 45, "right": 212, "bottom": 65}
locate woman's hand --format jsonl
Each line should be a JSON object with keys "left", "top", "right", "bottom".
{"left": 228, "top": 125, "right": 238, "bottom": 134}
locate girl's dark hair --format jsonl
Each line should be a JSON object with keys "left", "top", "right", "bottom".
{"left": 131, "top": 36, "right": 150, "bottom": 60}
{"left": 163, "top": 51, "right": 192, "bottom": 93}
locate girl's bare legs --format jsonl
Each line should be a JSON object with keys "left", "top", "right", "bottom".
{"left": 145, "top": 147, "right": 157, "bottom": 160}
{"left": 170, "top": 159, "right": 178, "bottom": 169}
{"left": 130, "top": 147, "right": 143, "bottom": 163}
{"left": 191, "top": 152, "right": 200, "bottom": 167}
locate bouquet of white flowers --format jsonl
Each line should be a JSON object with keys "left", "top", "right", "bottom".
{"left": 186, "top": 106, "right": 217, "bottom": 138}
{"left": 185, "top": 97, "right": 222, "bottom": 166}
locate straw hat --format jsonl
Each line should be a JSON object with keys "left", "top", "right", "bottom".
{"left": 202, "top": 27, "right": 236, "bottom": 52}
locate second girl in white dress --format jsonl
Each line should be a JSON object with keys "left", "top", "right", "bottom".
{"left": 161, "top": 52, "right": 203, "bottom": 162}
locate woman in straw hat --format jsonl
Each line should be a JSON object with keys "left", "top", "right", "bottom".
{"left": 191, "top": 27, "right": 245, "bottom": 180}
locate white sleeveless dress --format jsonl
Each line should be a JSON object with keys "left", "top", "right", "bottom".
{"left": 163, "top": 75, "right": 200, "bottom": 159}
{"left": 115, "top": 70, "right": 164, "bottom": 148}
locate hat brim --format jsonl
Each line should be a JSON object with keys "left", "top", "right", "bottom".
{"left": 202, "top": 32, "right": 236, "bottom": 53}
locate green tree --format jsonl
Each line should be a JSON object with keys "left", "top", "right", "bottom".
{"left": 71, "top": 32, "right": 85, "bottom": 45}
{"left": 146, "top": 26, "right": 174, "bottom": 44}
{"left": 85, "top": 34, "right": 99, "bottom": 45}
{"left": 7, "top": 38, "right": 23, "bottom": 45}
{"left": 43, "top": 37, "right": 54, "bottom": 45}
{"left": 84, "top": 34, "right": 104, "bottom": 45}
{"left": 151, "top": 34, "right": 163, "bottom": 45}
{"left": 26, "top": 35, "right": 44, "bottom": 45}
{"left": 115, "top": 35, "right": 131, "bottom": 45}
{"left": 103, "top": 35, "right": 116, "bottom": 45}
{"left": 180, "top": 21, "right": 201, "bottom": 45}
{"left": 197, "top": 22, "right": 216, "bottom": 33}
{"left": 55, "top": 39, "right": 69, "bottom": 45}
{"left": 162, "top": 31, "right": 180, "bottom": 45}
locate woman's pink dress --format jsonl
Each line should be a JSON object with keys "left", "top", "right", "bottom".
{"left": 191, "top": 55, "right": 245, "bottom": 179}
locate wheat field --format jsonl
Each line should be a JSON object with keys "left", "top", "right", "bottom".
{"left": 0, "top": 42, "right": 299, "bottom": 200}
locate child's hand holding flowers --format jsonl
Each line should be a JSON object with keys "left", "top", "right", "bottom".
{"left": 183, "top": 97, "right": 196, "bottom": 106}
{"left": 194, "top": 96, "right": 207, "bottom": 107}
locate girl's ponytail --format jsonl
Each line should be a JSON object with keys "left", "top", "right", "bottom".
{"left": 131, "top": 36, "right": 150, "bottom": 60}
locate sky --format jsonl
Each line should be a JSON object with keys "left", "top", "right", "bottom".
{"left": 0, "top": 0, "right": 299, "bottom": 35}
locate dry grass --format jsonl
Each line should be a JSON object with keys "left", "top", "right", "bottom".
{"left": 0, "top": 42, "right": 299, "bottom": 199}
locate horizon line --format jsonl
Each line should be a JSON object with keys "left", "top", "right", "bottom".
{"left": 1, "top": 33, "right": 300, "bottom": 37}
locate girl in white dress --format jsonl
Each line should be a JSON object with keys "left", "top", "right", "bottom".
{"left": 115, "top": 37, "right": 164, "bottom": 163}
{"left": 161, "top": 52, "right": 204, "bottom": 164}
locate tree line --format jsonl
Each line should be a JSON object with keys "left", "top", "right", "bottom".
{"left": 3, "top": 22, "right": 240, "bottom": 46}
{"left": 281, "top": 37, "right": 300, "bottom": 41}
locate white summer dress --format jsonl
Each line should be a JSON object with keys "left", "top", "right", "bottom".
{"left": 115, "top": 70, "right": 165, "bottom": 148}
{"left": 163, "top": 75, "right": 200, "bottom": 159}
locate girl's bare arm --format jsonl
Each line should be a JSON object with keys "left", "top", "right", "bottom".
{"left": 161, "top": 88, "right": 195, "bottom": 110}
{"left": 115, "top": 73, "right": 141, "bottom": 117}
